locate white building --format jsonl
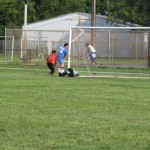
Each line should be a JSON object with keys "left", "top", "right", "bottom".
{"left": 23, "top": 12, "right": 124, "bottom": 31}
{"left": 21, "top": 12, "right": 133, "bottom": 53}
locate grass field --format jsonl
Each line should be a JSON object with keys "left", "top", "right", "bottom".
{"left": 0, "top": 65, "right": 150, "bottom": 150}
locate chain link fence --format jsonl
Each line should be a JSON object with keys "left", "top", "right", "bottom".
{"left": 1, "top": 28, "right": 150, "bottom": 68}
{"left": 3, "top": 29, "right": 69, "bottom": 65}
{"left": 70, "top": 27, "right": 150, "bottom": 68}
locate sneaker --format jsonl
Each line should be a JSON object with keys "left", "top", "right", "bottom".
{"left": 61, "top": 69, "right": 64, "bottom": 74}
{"left": 57, "top": 68, "right": 61, "bottom": 73}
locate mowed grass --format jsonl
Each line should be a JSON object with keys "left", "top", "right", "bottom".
{"left": 0, "top": 67, "right": 150, "bottom": 150}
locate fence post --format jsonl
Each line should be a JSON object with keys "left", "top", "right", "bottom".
{"left": 148, "top": 33, "right": 150, "bottom": 68}
{"left": 91, "top": 0, "right": 96, "bottom": 47}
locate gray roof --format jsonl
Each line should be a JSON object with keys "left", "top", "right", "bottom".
{"left": 23, "top": 12, "right": 140, "bottom": 30}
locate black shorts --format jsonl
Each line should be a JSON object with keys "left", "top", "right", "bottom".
{"left": 67, "top": 68, "right": 74, "bottom": 77}
{"left": 47, "top": 63, "right": 54, "bottom": 69}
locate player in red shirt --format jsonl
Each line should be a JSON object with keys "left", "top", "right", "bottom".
{"left": 47, "top": 50, "right": 57, "bottom": 75}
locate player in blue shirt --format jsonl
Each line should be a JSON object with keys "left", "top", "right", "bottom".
{"left": 57, "top": 43, "right": 69, "bottom": 72}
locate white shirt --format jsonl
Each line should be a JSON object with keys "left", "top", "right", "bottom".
{"left": 88, "top": 45, "right": 96, "bottom": 52}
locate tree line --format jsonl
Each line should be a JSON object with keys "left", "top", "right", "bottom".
{"left": 0, "top": 0, "right": 149, "bottom": 35}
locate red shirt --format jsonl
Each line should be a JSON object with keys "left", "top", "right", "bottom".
{"left": 47, "top": 53, "right": 57, "bottom": 64}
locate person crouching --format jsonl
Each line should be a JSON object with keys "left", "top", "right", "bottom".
{"left": 47, "top": 50, "right": 57, "bottom": 75}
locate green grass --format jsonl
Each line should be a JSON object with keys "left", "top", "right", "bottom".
{"left": 0, "top": 66, "right": 150, "bottom": 150}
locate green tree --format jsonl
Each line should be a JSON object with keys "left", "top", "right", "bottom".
{"left": 0, "top": 0, "right": 150, "bottom": 36}
{"left": 33, "top": 0, "right": 60, "bottom": 19}
{"left": 57, "top": 0, "right": 86, "bottom": 14}
{"left": 32, "top": 0, "right": 87, "bottom": 20}
{"left": 108, "top": 0, "right": 150, "bottom": 26}
{"left": 0, "top": 0, "right": 36, "bottom": 35}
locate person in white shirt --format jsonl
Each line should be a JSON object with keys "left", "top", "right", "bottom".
{"left": 86, "top": 43, "right": 97, "bottom": 66}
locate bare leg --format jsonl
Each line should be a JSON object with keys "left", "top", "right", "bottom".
{"left": 60, "top": 64, "right": 64, "bottom": 73}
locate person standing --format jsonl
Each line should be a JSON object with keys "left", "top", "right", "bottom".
{"left": 86, "top": 43, "right": 97, "bottom": 66}
{"left": 57, "top": 43, "right": 69, "bottom": 72}
{"left": 47, "top": 50, "right": 57, "bottom": 75}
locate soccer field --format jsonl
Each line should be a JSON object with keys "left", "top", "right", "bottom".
{"left": 0, "top": 66, "right": 150, "bottom": 150}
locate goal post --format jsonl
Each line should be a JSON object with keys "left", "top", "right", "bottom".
{"left": 68, "top": 28, "right": 85, "bottom": 68}
{"left": 68, "top": 26, "right": 150, "bottom": 69}
{"left": 68, "top": 28, "right": 72, "bottom": 68}
{"left": 68, "top": 27, "right": 89, "bottom": 69}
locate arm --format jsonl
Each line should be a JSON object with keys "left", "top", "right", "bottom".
{"left": 64, "top": 49, "right": 68, "bottom": 60}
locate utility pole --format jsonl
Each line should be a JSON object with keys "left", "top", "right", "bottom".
{"left": 91, "top": 0, "right": 96, "bottom": 47}
{"left": 23, "top": 0, "right": 28, "bottom": 62}
{"left": 107, "top": 0, "right": 109, "bottom": 17}
{"left": 148, "top": 33, "right": 150, "bottom": 68}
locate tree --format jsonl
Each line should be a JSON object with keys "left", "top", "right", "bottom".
{"left": 0, "top": 0, "right": 150, "bottom": 36}
{"left": 32, "top": 0, "right": 59, "bottom": 19}
{"left": 58, "top": 0, "right": 86, "bottom": 14}
{"left": 107, "top": 0, "right": 150, "bottom": 26}
{"left": 0, "top": 0, "right": 36, "bottom": 35}
{"left": 32, "top": 0, "right": 87, "bottom": 19}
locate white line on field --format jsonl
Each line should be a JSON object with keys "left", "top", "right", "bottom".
{"left": 80, "top": 75, "right": 150, "bottom": 80}
{"left": 0, "top": 67, "right": 46, "bottom": 71}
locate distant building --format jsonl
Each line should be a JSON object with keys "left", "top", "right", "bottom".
{"left": 23, "top": 12, "right": 139, "bottom": 30}
{"left": 21, "top": 12, "right": 137, "bottom": 53}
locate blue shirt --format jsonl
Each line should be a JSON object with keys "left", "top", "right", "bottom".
{"left": 57, "top": 46, "right": 68, "bottom": 58}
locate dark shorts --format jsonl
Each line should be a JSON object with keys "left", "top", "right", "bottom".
{"left": 67, "top": 68, "right": 74, "bottom": 77}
